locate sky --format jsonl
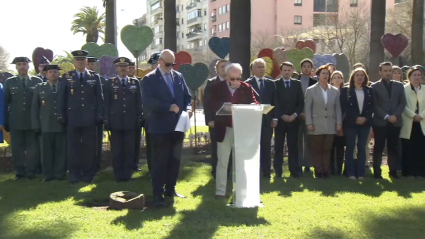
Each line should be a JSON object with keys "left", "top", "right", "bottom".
{"left": 0, "top": 0, "right": 146, "bottom": 71}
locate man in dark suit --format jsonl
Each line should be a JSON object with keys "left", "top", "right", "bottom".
{"left": 245, "top": 58, "right": 276, "bottom": 179}
{"left": 57, "top": 50, "right": 104, "bottom": 184}
{"left": 297, "top": 58, "right": 317, "bottom": 173}
{"left": 104, "top": 57, "right": 142, "bottom": 182}
{"left": 142, "top": 50, "right": 192, "bottom": 205}
{"left": 203, "top": 59, "right": 229, "bottom": 177}
{"left": 209, "top": 63, "right": 259, "bottom": 198}
{"left": 274, "top": 62, "right": 305, "bottom": 178}
{"left": 371, "top": 62, "right": 406, "bottom": 179}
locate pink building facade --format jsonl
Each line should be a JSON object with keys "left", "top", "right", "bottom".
{"left": 209, "top": 0, "right": 395, "bottom": 39}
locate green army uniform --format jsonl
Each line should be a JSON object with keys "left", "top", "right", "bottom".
{"left": 31, "top": 80, "right": 66, "bottom": 181}
{"left": 4, "top": 75, "right": 42, "bottom": 178}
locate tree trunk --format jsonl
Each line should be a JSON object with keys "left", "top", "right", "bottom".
{"left": 164, "top": 0, "right": 177, "bottom": 52}
{"left": 368, "top": 1, "right": 386, "bottom": 81}
{"left": 230, "top": 0, "right": 251, "bottom": 80}
{"left": 411, "top": 0, "right": 424, "bottom": 65}
{"left": 105, "top": 0, "right": 117, "bottom": 45}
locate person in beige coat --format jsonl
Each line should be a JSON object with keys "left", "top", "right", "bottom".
{"left": 400, "top": 67, "right": 425, "bottom": 178}
{"left": 305, "top": 65, "right": 342, "bottom": 179}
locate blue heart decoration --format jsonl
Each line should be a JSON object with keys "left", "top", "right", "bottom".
{"left": 313, "top": 54, "right": 337, "bottom": 69}
{"left": 208, "top": 37, "right": 231, "bottom": 59}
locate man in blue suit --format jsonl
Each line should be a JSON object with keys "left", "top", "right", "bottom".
{"left": 57, "top": 50, "right": 104, "bottom": 184}
{"left": 142, "top": 49, "right": 191, "bottom": 206}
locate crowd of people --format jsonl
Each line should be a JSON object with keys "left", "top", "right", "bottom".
{"left": 203, "top": 57, "right": 425, "bottom": 198}
{"left": 3, "top": 47, "right": 425, "bottom": 205}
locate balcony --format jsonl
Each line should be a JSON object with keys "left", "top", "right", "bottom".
{"left": 152, "top": 19, "right": 163, "bottom": 26}
{"left": 211, "top": 15, "right": 216, "bottom": 22}
{"left": 187, "top": 16, "right": 203, "bottom": 26}
{"left": 154, "top": 30, "right": 163, "bottom": 37}
{"left": 186, "top": 2, "right": 197, "bottom": 10}
{"left": 151, "top": 6, "right": 163, "bottom": 15}
{"left": 186, "top": 32, "right": 204, "bottom": 40}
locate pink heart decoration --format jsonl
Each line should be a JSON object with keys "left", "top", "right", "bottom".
{"left": 381, "top": 33, "right": 409, "bottom": 58}
{"left": 296, "top": 39, "right": 316, "bottom": 53}
{"left": 32, "top": 47, "right": 54, "bottom": 73}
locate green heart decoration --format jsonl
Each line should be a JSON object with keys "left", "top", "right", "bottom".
{"left": 82, "top": 43, "right": 118, "bottom": 59}
{"left": 179, "top": 63, "right": 209, "bottom": 91}
{"left": 286, "top": 48, "right": 314, "bottom": 72}
{"left": 121, "top": 25, "right": 154, "bottom": 58}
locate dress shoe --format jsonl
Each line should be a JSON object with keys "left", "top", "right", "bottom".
{"left": 154, "top": 195, "right": 166, "bottom": 206}
{"left": 164, "top": 190, "right": 186, "bottom": 198}
{"left": 374, "top": 175, "right": 383, "bottom": 179}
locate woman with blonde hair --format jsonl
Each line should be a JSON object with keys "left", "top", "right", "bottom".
{"left": 329, "top": 71, "right": 345, "bottom": 175}
{"left": 340, "top": 68, "right": 374, "bottom": 180}
{"left": 392, "top": 66, "right": 404, "bottom": 83}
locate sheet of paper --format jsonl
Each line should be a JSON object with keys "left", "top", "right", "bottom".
{"left": 175, "top": 111, "right": 191, "bottom": 133}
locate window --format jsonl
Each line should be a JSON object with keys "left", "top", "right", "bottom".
{"left": 204, "top": 39, "right": 207, "bottom": 46}
{"left": 154, "top": 38, "right": 163, "bottom": 45}
{"left": 187, "top": 9, "right": 202, "bottom": 20}
{"left": 182, "top": 32, "right": 184, "bottom": 38}
{"left": 181, "top": 5, "right": 184, "bottom": 11}
{"left": 150, "top": 16, "right": 155, "bottom": 24}
{"left": 294, "top": 0, "right": 302, "bottom": 6}
{"left": 313, "top": 14, "right": 325, "bottom": 27}
{"left": 154, "top": 25, "right": 161, "bottom": 33}
{"left": 199, "top": 40, "right": 203, "bottom": 47}
{"left": 219, "top": 7, "right": 222, "bottom": 15}
{"left": 294, "top": 15, "right": 302, "bottom": 25}
{"left": 204, "top": 9, "right": 207, "bottom": 16}
{"left": 350, "top": 0, "right": 358, "bottom": 7}
{"left": 204, "top": 23, "right": 207, "bottom": 31}
{"left": 151, "top": 2, "right": 160, "bottom": 11}
{"left": 181, "top": 18, "right": 184, "bottom": 24}
{"left": 226, "top": 4, "right": 230, "bottom": 12}
{"left": 211, "top": 27, "right": 215, "bottom": 35}
{"left": 226, "top": 21, "right": 230, "bottom": 29}
{"left": 187, "top": 43, "right": 191, "bottom": 49}
{"left": 219, "top": 24, "right": 222, "bottom": 32}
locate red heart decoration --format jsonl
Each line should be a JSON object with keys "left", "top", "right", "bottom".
{"left": 381, "top": 33, "right": 409, "bottom": 58}
{"left": 32, "top": 47, "right": 54, "bottom": 73}
{"left": 173, "top": 51, "right": 192, "bottom": 70}
{"left": 296, "top": 39, "right": 316, "bottom": 53}
{"left": 258, "top": 48, "right": 280, "bottom": 79}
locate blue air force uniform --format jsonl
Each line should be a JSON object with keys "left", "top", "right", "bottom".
{"left": 104, "top": 57, "right": 143, "bottom": 182}
{"left": 57, "top": 50, "right": 104, "bottom": 183}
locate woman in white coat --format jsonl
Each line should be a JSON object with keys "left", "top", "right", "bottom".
{"left": 400, "top": 67, "right": 425, "bottom": 178}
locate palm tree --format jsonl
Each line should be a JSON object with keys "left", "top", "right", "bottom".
{"left": 164, "top": 0, "right": 177, "bottom": 51}
{"left": 229, "top": 0, "right": 251, "bottom": 79}
{"left": 52, "top": 51, "right": 74, "bottom": 65}
{"left": 369, "top": 1, "right": 386, "bottom": 81}
{"left": 411, "top": 0, "right": 424, "bottom": 64}
{"left": 71, "top": 6, "right": 105, "bottom": 43}
{"left": 103, "top": 0, "right": 117, "bottom": 45}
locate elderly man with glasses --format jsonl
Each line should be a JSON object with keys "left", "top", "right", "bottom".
{"left": 208, "top": 63, "right": 259, "bottom": 199}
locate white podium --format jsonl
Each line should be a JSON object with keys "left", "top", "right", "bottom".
{"left": 217, "top": 103, "right": 273, "bottom": 208}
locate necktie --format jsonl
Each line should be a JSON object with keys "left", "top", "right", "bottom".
{"left": 165, "top": 73, "right": 174, "bottom": 97}
{"left": 259, "top": 79, "right": 264, "bottom": 96}
{"left": 79, "top": 73, "right": 84, "bottom": 85}
{"left": 285, "top": 81, "right": 290, "bottom": 89}
{"left": 52, "top": 84, "right": 56, "bottom": 93}
{"left": 122, "top": 78, "right": 126, "bottom": 88}
{"left": 22, "top": 78, "right": 26, "bottom": 89}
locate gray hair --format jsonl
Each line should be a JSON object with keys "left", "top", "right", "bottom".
{"left": 251, "top": 58, "right": 266, "bottom": 66}
{"left": 225, "top": 63, "right": 243, "bottom": 75}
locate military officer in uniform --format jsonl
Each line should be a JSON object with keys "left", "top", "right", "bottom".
{"left": 32, "top": 65, "right": 66, "bottom": 181}
{"left": 4, "top": 57, "right": 42, "bottom": 180}
{"left": 104, "top": 57, "right": 142, "bottom": 182}
{"left": 37, "top": 56, "right": 51, "bottom": 82}
{"left": 57, "top": 50, "right": 104, "bottom": 184}
{"left": 87, "top": 56, "right": 106, "bottom": 173}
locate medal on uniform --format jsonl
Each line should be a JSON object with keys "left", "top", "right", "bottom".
{"left": 71, "top": 88, "right": 74, "bottom": 95}
{"left": 42, "top": 100, "right": 45, "bottom": 106}
{"left": 114, "top": 94, "right": 117, "bottom": 100}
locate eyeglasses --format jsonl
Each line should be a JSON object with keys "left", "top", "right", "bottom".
{"left": 160, "top": 58, "right": 176, "bottom": 67}
{"left": 229, "top": 77, "right": 242, "bottom": 81}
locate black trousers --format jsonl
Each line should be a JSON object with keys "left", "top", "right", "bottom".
{"left": 274, "top": 122, "right": 300, "bottom": 176}
{"left": 151, "top": 131, "right": 184, "bottom": 196}
{"left": 42, "top": 132, "right": 67, "bottom": 180}
{"left": 401, "top": 122, "right": 425, "bottom": 177}
{"left": 10, "top": 130, "right": 40, "bottom": 178}
{"left": 67, "top": 126, "right": 96, "bottom": 182}
{"left": 259, "top": 126, "right": 273, "bottom": 176}
{"left": 372, "top": 124, "right": 401, "bottom": 176}
{"left": 134, "top": 127, "right": 142, "bottom": 170}
{"left": 95, "top": 125, "right": 103, "bottom": 172}
{"left": 330, "top": 135, "right": 345, "bottom": 175}
{"left": 111, "top": 129, "right": 136, "bottom": 181}
{"left": 144, "top": 128, "right": 153, "bottom": 174}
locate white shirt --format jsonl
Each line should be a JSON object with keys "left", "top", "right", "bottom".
{"left": 355, "top": 88, "right": 365, "bottom": 114}
{"left": 75, "top": 69, "right": 87, "bottom": 77}
{"left": 254, "top": 76, "right": 264, "bottom": 89}
{"left": 158, "top": 67, "right": 173, "bottom": 84}
{"left": 320, "top": 85, "right": 328, "bottom": 105}
{"left": 117, "top": 76, "right": 128, "bottom": 85}
{"left": 282, "top": 78, "right": 291, "bottom": 88}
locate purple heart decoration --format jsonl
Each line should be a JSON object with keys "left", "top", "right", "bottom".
{"left": 32, "top": 47, "right": 54, "bottom": 73}
{"left": 313, "top": 54, "right": 337, "bottom": 69}
{"left": 0, "top": 72, "right": 13, "bottom": 84}
{"left": 99, "top": 56, "right": 117, "bottom": 79}
{"left": 381, "top": 34, "right": 409, "bottom": 58}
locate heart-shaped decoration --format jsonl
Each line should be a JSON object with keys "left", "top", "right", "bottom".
{"left": 82, "top": 43, "right": 118, "bottom": 59}
{"left": 57, "top": 62, "right": 75, "bottom": 75}
{"left": 0, "top": 72, "right": 13, "bottom": 84}
{"left": 32, "top": 47, "right": 54, "bottom": 73}
{"left": 208, "top": 59, "right": 220, "bottom": 78}
{"left": 273, "top": 48, "right": 287, "bottom": 68}
{"left": 174, "top": 51, "right": 192, "bottom": 70}
{"left": 296, "top": 39, "right": 316, "bottom": 53}
{"left": 136, "top": 69, "right": 152, "bottom": 78}
{"left": 121, "top": 25, "right": 154, "bottom": 58}
{"left": 209, "top": 37, "right": 231, "bottom": 59}
{"left": 262, "top": 57, "right": 274, "bottom": 77}
{"left": 333, "top": 53, "right": 350, "bottom": 83}
{"left": 99, "top": 56, "right": 118, "bottom": 79}
{"left": 286, "top": 48, "right": 314, "bottom": 72}
{"left": 258, "top": 48, "right": 280, "bottom": 79}
{"left": 178, "top": 63, "right": 209, "bottom": 91}
{"left": 381, "top": 33, "right": 409, "bottom": 58}
{"left": 313, "top": 54, "right": 337, "bottom": 69}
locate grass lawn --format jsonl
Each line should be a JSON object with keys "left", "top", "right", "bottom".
{"left": 1, "top": 155, "right": 425, "bottom": 239}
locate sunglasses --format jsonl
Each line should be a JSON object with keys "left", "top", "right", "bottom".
{"left": 160, "top": 58, "right": 176, "bottom": 67}
{"left": 229, "top": 77, "right": 242, "bottom": 81}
